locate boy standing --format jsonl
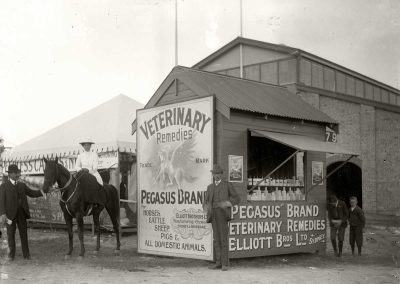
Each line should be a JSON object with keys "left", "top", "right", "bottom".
{"left": 348, "top": 196, "right": 365, "bottom": 256}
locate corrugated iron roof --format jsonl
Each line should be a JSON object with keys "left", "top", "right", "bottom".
{"left": 175, "top": 67, "right": 337, "bottom": 125}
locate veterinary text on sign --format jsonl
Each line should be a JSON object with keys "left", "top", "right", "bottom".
{"left": 136, "top": 96, "right": 214, "bottom": 260}
{"left": 228, "top": 203, "right": 326, "bottom": 258}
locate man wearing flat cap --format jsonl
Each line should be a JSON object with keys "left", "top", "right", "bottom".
{"left": 0, "top": 164, "right": 46, "bottom": 261}
{"left": 203, "top": 164, "right": 240, "bottom": 271}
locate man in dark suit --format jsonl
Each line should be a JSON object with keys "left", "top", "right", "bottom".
{"left": 0, "top": 164, "right": 46, "bottom": 261}
{"left": 203, "top": 164, "right": 240, "bottom": 271}
{"left": 327, "top": 195, "right": 349, "bottom": 257}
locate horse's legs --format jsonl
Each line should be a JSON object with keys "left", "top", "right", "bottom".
{"left": 63, "top": 210, "right": 74, "bottom": 258}
{"left": 104, "top": 184, "right": 121, "bottom": 254}
{"left": 92, "top": 208, "right": 102, "bottom": 252}
{"left": 106, "top": 207, "right": 121, "bottom": 252}
{"left": 76, "top": 215, "right": 85, "bottom": 257}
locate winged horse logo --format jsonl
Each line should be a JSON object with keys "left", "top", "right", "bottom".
{"left": 153, "top": 133, "right": 198, "bottom": 190}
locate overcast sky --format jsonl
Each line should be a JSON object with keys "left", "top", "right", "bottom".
{"left": 1, "top": 0, "right": 399, "bottom": 146}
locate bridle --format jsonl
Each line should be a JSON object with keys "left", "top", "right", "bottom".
{"left": 44, "top": 162, "right": 79, "bottom": 217}
{"left": 44, "top": 162, "right": 74, "bottom": 191}
{"left": 43, "top": 162, "right": 60, "bottom": 190}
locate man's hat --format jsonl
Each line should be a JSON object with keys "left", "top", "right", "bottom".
{"left": 79, "top": 138, "right": 94, "bottom": 145}
{"left": 210, "top": 164, "right": 223, "bottom": 174}
{"left": 6, "top": 164, "right": 21, "bottom": 173}
{"left": 329, "top": 195, "right": 338, "bottom": 202}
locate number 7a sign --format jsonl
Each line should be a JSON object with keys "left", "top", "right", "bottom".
{"left": 326, "top": 127, "right": 337, "bottom": 143}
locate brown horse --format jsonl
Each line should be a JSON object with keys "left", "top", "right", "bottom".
{"left": 42, "top": 158, "right": 120, "bottom": 258}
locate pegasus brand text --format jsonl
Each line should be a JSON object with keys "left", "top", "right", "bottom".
{"left": 141, "top": 189, "right": 206, "bottom": 205}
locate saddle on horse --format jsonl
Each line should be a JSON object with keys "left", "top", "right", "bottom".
{"left": 75, "top": 170, "right": 107, "bottom": 207}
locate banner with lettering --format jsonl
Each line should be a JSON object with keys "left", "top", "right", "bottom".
{"left": 2, "top": 152, "right": 118, "bottom": 225}
{"left": 229, "top": 202, "right": 326, "bottom": 258}
{"left": 2, "top": 151, "right": 118, "bottom": 175}
{"left": 136, "top": 96, "right": 214, "bottom": 260}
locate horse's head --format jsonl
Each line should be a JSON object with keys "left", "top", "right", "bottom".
{"left": 42, "top": 157, "right": 59, "bottom": 193}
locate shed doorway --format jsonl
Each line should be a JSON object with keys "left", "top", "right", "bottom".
{"left": 327, "top": 162, "right": 362, "bottom": 208}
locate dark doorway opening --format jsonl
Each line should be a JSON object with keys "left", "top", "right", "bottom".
{"left": 327, "top": 162, "right": 362, "bottom": 208}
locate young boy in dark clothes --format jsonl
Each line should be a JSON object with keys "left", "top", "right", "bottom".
{"left": 348, "top": 196, "right": 366, "bottom": 256}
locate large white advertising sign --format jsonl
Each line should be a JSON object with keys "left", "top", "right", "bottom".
{"left": 137, "top": 96, "right": 214, "bottom": 260}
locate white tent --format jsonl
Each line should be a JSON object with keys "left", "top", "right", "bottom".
{"left": 1, "top": 94, "right": 143, "bottom": 226}
{"left": 2, "top": 94, "right": 143, "bottom": 163}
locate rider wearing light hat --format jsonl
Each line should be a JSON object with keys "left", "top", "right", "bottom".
{"left": 76, "top": 139, "right": 103, "bottom": 186}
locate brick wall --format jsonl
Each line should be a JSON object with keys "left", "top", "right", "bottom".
{"left": 319, "top": 97, "right": 361, "bottom": 156}
{"left": 375, "top": 109, "right": 400, "bottom": 214}
{"left": 298, "top": 92, "right": 319, "bottom": 110}
{"left": 360, "top": 105, "right": 376, "bottom": 213}
{"left": 297, "top": 92, "right": 382, "bottom": 213}
{"left": 298, "top": 89, "right": 400, "bottom": 215}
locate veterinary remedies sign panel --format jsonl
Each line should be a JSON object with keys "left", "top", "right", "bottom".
{"left": 229, "top": 202, "right": 326, "bottom": 258}
{"left": 136, "top": 96, "right": 214, "bottom": 260}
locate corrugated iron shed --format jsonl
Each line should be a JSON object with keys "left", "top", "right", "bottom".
{"left": 174, "top": 67, "right": 337, "bottom": 125}
{"left": 193, "top": 37, "right": 400, "bottom": 95}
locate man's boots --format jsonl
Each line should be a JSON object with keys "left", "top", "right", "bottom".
{"left": 338, "top": 241, "right": 343, "bottom": 257}
{"left": 331, "top": 240, "right": 338, "bottom": 256}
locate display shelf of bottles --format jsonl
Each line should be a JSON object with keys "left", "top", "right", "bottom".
{"left": 247, "top": 177, "right": 305, "bottom": 201}
{"left": 247, "top": 186, "right": 305, "bottom": 201}
{"left": 248, "top": 177, "right": 304, "bottom": 187}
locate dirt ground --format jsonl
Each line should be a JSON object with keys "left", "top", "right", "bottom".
{"left": 0, "top": 224, "right": 399, "bottom": 284}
